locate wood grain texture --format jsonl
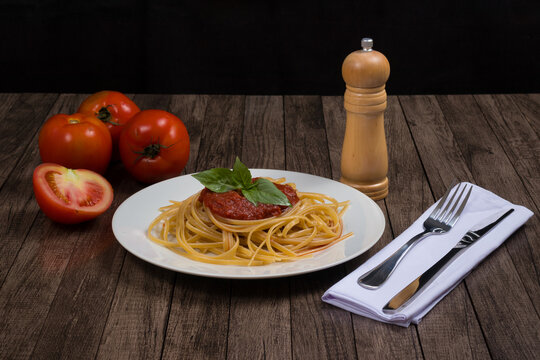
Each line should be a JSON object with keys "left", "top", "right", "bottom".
{"left": 0, "top": 94, "right": 72, "bottom": 286}
{"left": 161, "top": 95, "right": 244, "bottom": 360}
{"left": 474, "top": 94, "right": 540, "bottom": 208}
{"left": 169, "top": 94, "right": 209, "bottom": 175}
{"left": 284, "top": 96, "right": 332, "bottom": 178}
{"left": 511, "top": 93, "right": 540, "bottom": 138}
{"left": 0, "top": 93, "right": 19, "bottom": 113}
{"left": 321, "top": 96, "right": 345, "bottom": 181}
{"left": 0, "top": 93, "right": 21, "bottom": 145}
{"left": 399, "top": 95, "right": 473, "bottom": 188}
{"left": 95, "top": 94, "right": 175, "bottom": 360}
{"left": 228, "top": 278, "right": 291, "bottom": 360}
{"left": 161, "top": 276, "right": 231, "bottom": 360}
{"left": 226, "top": 95, "right": 291, "bottom": 360}
{"left": 242, "top": 96, "right": 285, "bottom": 170}
{"left": 0, "top": 218, "right": 83, "bottom": 359}
{"left": 96, "top": 257, "right": 175, "bottom": 360}
{"left": 285, "top": 95, "right": 357, "bottom": 359}
{"left": 402, "top": 94, "right": 540, "bottom": 359}
{"left": 0, "top": 93, "right": 58, "bottom": 189}
{"left": 195, "top": 95, "right": 245, "bottom": 169}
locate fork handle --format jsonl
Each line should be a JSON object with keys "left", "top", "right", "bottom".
{"left": 357, "top": 230, "right": 431, "bottom": 289}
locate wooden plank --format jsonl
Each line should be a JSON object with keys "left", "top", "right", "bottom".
{"left": 0, "top": 218, "right": 87, "bottom": 359}
{"left": 170, "top": 94, "right": 210, "bottom": 175}
{"left": 0, "top": 93, "right": 20, "bottom": 127}
{"left": 285, "top": 95, "right": 357, "bottom": 359}
{"left": 321, "top": 96, "right": 345, "bottom": 181}
{"left": 241, "top": 95, "right": 286, "bottom": 170}
{"left": 95, "top": 94, "right": 176, "bottom": 360}
{"left": 195, "top": 95, "right": 245, "bottom": 169}
{"left": 399, "top": 96, "right": 473, "bottom": 187}
{"left": 285, "top": 96, "right": 332, "bottom": 178}
{"left": 228, "top": 277, "right": 291, "bottom": 360}
{"left": 162, "top": 276, "right": 231, "bottom": 360}
{"left": 401, "top": 94, "right": 540, "bottom": 359}
{"left": 474, "top": 94, "right": 540, "bottom": 208}
{"left": 0, "top": 93, "right": 19, "bottom": 110}
{"left": 0, "top": 94, "right": 110, "bottom": 359}
{"left": 511, "top": 93, "right": 540, "bottom": 137}
{"left": 0, "top": 93, "right": 58, "bottom": 190}
{"left": 160, "top": 95, "right": 244, "bottom": 360}
{"left": 226, "top": 95, "right": 291, "bottom": 360}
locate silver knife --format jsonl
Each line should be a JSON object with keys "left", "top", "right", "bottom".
{"left": 382, "top": 208, "right": 514, "bottom": 313}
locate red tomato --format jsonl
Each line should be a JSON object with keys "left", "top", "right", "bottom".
{"left": 119, "top": 110, "right": 190, "bottom": 183}
{"left": 78, "top": 91, "right": 140, "bottom": 158}
{"left": 39, "top": 113, "right": 112, "bottom": 174}
{"left": 33, "top": 163, "right": 114, "bottom": 224}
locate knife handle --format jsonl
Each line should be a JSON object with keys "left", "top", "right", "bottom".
{"left": 383, "top": 247, "right": 462, "bottom": 313}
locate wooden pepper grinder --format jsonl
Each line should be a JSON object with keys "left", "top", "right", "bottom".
{"left": 340, "top": 38, "right": 390, "bottom": 200}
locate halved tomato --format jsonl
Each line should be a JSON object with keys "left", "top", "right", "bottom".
{"left": 33, "top": 163, "right": 114, "bottom": 224}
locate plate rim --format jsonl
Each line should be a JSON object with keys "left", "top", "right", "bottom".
{"left": 112, "top": 169, "right": 385, "bottom": 279}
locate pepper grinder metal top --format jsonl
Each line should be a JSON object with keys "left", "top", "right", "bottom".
{"left": 340, "top": 38, "right": 390, "bottom": 200}
{"left": 361, "top": 38, "right": 373, "bottom": 51}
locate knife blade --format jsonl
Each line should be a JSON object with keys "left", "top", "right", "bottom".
{"left": 382, "top": 208, "right": 514, "bottom": 313}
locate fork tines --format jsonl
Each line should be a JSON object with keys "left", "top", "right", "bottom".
{"left": 432, "top": 183, "right": 473, "bottom": 227}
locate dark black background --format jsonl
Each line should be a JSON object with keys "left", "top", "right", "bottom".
{"left": 1, "top": 0, "right": 538, "bottom": 95}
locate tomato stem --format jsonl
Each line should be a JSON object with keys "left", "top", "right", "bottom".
{"left": 133, "top": 138, "right": 176, "bottom": 162}
{"left": 96, "top": 105, "right": 120, "bottom": 126}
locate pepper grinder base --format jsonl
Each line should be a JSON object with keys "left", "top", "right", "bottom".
{"left": 340, "top": 176, "right": 388, "bottom": 201}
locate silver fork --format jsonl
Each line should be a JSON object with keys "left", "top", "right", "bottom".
{"left": 357, "top": 182, "right": 473, "bottom": 289}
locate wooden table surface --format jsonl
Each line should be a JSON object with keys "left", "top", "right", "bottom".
{"left": 0, "top": 93, "right": 538, "bottom": 359}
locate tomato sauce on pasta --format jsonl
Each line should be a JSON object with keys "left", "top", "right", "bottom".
{"left": 199, "top": 181, "right": 299, "bottom": 220}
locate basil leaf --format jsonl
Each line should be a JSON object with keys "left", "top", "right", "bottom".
{"left": 240, "top": 187, "right": 260, "bottom": 206}
{"left": 241, "top": 178, "right": 291, "bottom": 206}
{"left": 192, "top": 168, "right": 237, "bottom": 193}
{"left": 192, "top": 158, "right": 292, "bottom": 207}
{"left": 232, "top": 156, "right": 253, "bottom": 188}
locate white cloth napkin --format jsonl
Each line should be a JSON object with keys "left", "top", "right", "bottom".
{"left": 322, "top": 182, "right": 533, "bottom": 327}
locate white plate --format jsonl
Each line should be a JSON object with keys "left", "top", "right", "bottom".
{"left": 112, "top": 169, "right": 385, "bottom": 279}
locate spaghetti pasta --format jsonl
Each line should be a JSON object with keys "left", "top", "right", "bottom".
{"left": 147, "top": 178, "right": 352, "bottom": 266}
